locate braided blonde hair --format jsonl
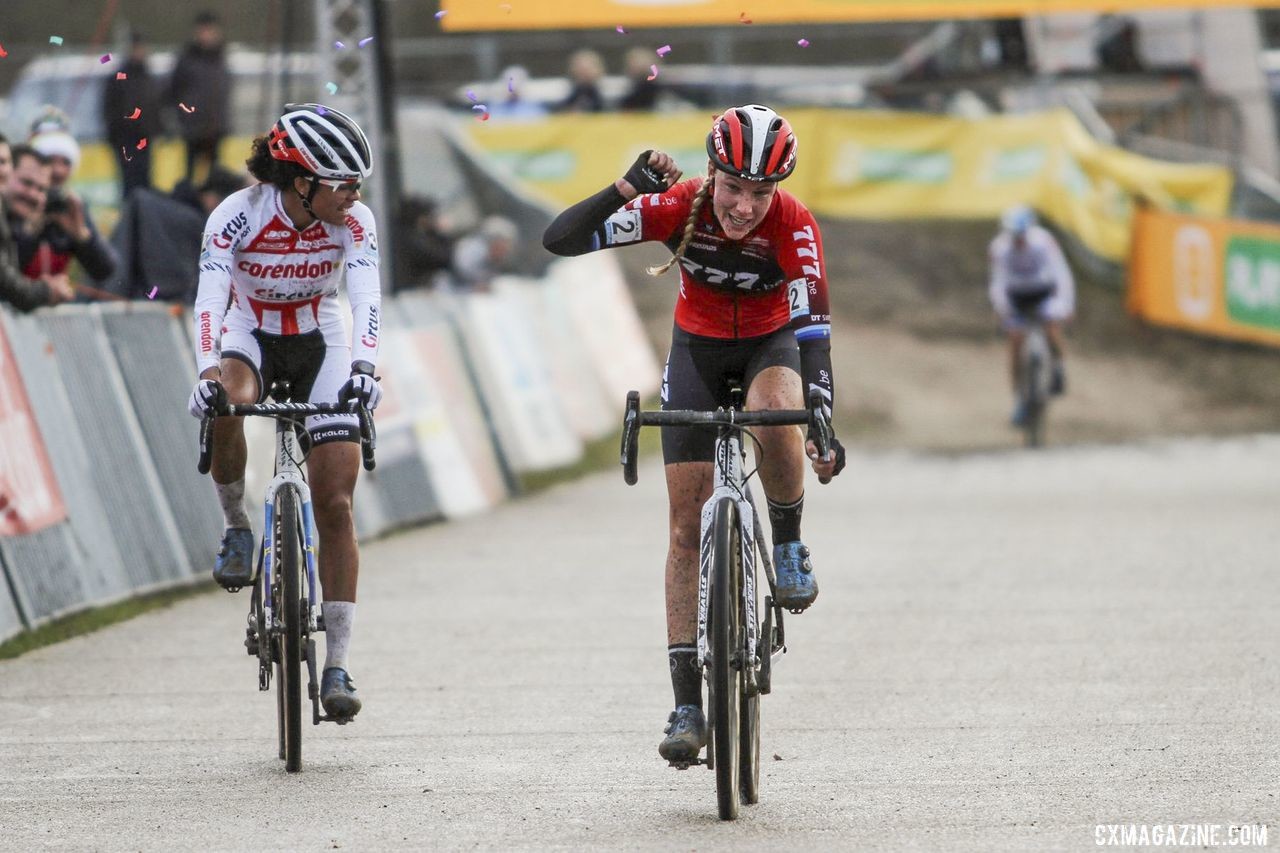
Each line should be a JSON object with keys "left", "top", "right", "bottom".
{"left": 647, "top": 171, "right": 714, "bottom": 277}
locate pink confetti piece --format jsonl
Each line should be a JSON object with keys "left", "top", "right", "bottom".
{"left": 646, "top": 64, "right": 658, "bottom": 81}
{"left": 797, "top": 38, "right": 810, "bottom": 47}
{"left": 434, "top": 10, "right": 447, "bottom": 18}
{"left": 472, "top": 105, "right": 490, "bottom": 122}
{"left": 739, "top": 12, "right": 753, "bottom": 24}
{"left": 0, "top": 44, "right": 7, "bottom": 58}
{"left": 616, "top": 25, "right": 626, "bottom": 34}
{"left": 135, "top": 138, "right": 147, "bottom": 150}
{"left": 358, "top": 36, "right": 373, "bottom": 47}
{"left": 49, "top": 35, "right": 63, "bottom": 46}
{"left": 179, "top": 102, "right": 196, "bottom": 113}
{"left": 147, "top": 286, "right": 158, "bottom": 300}
{"left": 116, "top": 72, "right": 127, "bottom": 80}
{"left": 99, "top": 53, "right": 112, "bottom": 64}
{"left": 656, "top": 45, "right": 671, "bottom": 57}
{"left": 124, "top": 107, "right": 141, "bottom": 119}
{"left": 334, "top": 40, "right": 346, "bottom": 49}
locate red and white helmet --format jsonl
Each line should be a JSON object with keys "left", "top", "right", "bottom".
{"left": 268, "top": 103, "right": 373, "bottom": 181}
{"left": 705, "top": 104, "right": 797, "bottom": 183}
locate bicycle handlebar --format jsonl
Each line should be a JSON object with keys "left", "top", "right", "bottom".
{"left": 197, "top": 400, "right": 377, "bottom": 475}
{"left": 620, "top": 388, "right": 833, "bottom": 485}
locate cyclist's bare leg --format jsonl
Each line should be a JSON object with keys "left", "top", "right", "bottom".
{"left": 745, "top": 366, "right": 805, "bottom": 505}
{"left": 1007, "top": 328, "right": 1027, "bottom": 391}
{"left": 664, "top": 461, "right": 713, "bottom": 646}
{"left": 306, "top": 441, "right": 361, "bottom": 603}
{"left": 208, "top": 358, "right": 258, "bottom": 485}
{"left": 1045, "top": 321, "right": 1066, "bottom": 360}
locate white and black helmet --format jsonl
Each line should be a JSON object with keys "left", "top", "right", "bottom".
{"left": 268, "top": 103, "right": 373, "bottom": 181}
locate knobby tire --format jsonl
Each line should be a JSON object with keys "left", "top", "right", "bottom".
{"left": 278, "top": 487, "right": 304, "bottom": 772}
{"left": 710, "top": 497, "right": 742, "bottom": 821}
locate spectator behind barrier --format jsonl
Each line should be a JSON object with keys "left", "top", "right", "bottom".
{"left": 446, "top": 215, "right": 518, "bottom": 293}
{"left": 103, "top": 166, "right": 248, "bottom": 302}
{"left": 394, "top": 195, "right": 455, "bottom": 292}
{"left": 555, "top": 49, "right": 605, "bottom": 113}
{"left": 618, "top": 47, "right": 661, "bottom": 111}
{"left": 25, "top": 107, "right": 120, "bottom": 287}
{"left": 169, "top": 10, "right": 231, "bottom": 182}
{"left": 102, "top": 30, "right": 162, "bottom": 198}
{"left": 0, "top": 142, "right": 74, "bottom": 310}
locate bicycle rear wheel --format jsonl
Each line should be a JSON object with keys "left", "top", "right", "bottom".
{"left": 276, "top": 487, "right": 304, "bottom": 772}
{"left": 709, "top": 497, "right": 742, "bottom": 821}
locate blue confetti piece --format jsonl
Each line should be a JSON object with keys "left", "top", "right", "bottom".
{"left": 325, "top": 81, "right": 338, "bottom": 95}
{"left": 49, "top": 35, "right": 64, "bottom": 45}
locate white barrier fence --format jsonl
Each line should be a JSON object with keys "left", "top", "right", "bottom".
{"left": 0, "top": 252, "right": 659, "bottom": 642}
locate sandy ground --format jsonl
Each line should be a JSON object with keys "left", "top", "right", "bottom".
{"left": 1, "top": 437, "right": 1277, "bottom": 850}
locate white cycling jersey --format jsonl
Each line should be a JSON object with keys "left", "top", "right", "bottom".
{"left": 193, "top": 183, "right": 381, "bottom": 374}
{"left": 988, "top": 224, "right": 1075, "bottom": 321}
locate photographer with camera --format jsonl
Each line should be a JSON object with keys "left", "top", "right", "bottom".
{"left": 21, "top": 108, "right": 119, "bottom": 286}
{"left": 1, "top": 143, "right": 74, "bottom": 311}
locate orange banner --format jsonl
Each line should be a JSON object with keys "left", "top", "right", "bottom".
{"left": 0, "top": 323, "right": 66, "bottom": 536}
{"left": 441, "top": 0, "right": 1280, "bottom": 31}
{"left": 1127, "top": 206, "right": 1280, "bottom": 348}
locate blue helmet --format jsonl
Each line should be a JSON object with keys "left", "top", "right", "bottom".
{"left": 1001, "top": 205, "right": 1036, "bottom": 235}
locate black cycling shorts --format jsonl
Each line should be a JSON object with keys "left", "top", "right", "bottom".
{"left": 222, "top": 329, "right": 360, "bottom": 446}
{"left": 660, "top": 324, "right": 801, "bottom": 464}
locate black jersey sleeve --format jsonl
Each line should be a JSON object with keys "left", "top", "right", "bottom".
{"left": 542, "top": 184, "right": 628, "bottom": 257}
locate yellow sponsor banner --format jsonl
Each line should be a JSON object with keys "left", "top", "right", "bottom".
{"left": 464, "top": 108, "right": 1232, "bottom": 262}
{"left": 1127, "top": 207, "right": 1280, "bottom": 348}
{"left": 441, "top": 0, "right": 1280, "bottom": 31}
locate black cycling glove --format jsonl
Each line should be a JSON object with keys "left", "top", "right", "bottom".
{"left": 622, "top": 150, "right": 670, "bottom": 195}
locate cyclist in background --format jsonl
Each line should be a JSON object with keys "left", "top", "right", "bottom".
{"left": 186, "top": 104, "right": 382, "bottom": 721}
{"left": 988, "top": 205, "right": 1075, "bottom": 426}
{"left": 543, "top": 104, "right": 846, "bottom": 763}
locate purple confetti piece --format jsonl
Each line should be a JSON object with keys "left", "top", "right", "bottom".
{"left": 99, "top": 53, "right": 111, "bottom": 64}
{"left": 147, "top": 286, "right": 158, "bottom": 300}
{"left": 616, "top": 25, "right": 626, "bottom": 34}
{"left": 334, "top": 40, "right": 346, "bottom": 49}
{"left": 358, "top": 36, "right": 374, "bottom": 47}
{"left": 472, "top": 104, "right": 487, "bottom": 113}
{"left": 466, "top": 89, "right": 477, "bottom": 102}
{"left": 656, "top": 44, "right": 671, "bottom": 57}
{"left": 797, "top": 38, "right": 810, "bottom": 47}
{"left": 507, "top": 77, "right": 514, "bottom": 93}
{"left": 435, "top": 10, "right": 447, "bottom": 18}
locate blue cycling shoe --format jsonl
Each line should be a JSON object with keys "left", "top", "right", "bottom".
{"left": 213, "top": 527, "right": 255, "bottom": 591}
{"left": 321, "top": 667, "right": 362, "bottom": 721}
{"left": 774, "top": 541, "right": 818, "bottom": 612}
{"left": 659, "top": 704, "right": 707, "bottom": 763}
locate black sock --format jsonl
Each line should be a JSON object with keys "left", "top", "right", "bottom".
{"left": 767, "top": 494, "right": 804, "bottom": 545}
{"left": 668, "top": 645, "right": 701, "bottom": 708}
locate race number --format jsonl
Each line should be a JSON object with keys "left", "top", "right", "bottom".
{"left": 605, "top": 209, "right": 643, "bottom": 246}
{"left": 787, "top": 277, "right": 810, "bottom": 320}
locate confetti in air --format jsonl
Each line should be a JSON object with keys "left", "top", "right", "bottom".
{"left": 797, "top": 38, "right": 810, "bottom": 47}
{"left": 125, "top": 107, "right": 141, "bottom": 119}
{"left": 121, "top": 146, "right": 131, "bottom": 162}
{"left": 147, "top": 287, "right": 158, "bottom": 300}
{"left": 472, "top": 104, "right": 490, "bottom": 121}
{"left": 466, "top": 89, "right": 477, "bottom": 102}
{"left": 616, "top": 25, "right": 626, "bottom": 34}
{"left": 179, "top": 103, "right": 196, "bottom": 113}
{"left": 116, "top": 72, "right": 127, "bottom": 80}
{"left": 99, "top": 53, "right": 111, "bottom": 64}
{"left": 646, "top": 64, "right": 658, "bottom": 81}
{"left": 739, "top": 12, "right": 753, "bottom": 24}
{"left": 334, "top": 40, "right": 346, "bottom": 49}
{"left": 434, "top": 10, "right": 447, "bottom": 18}
{"left": 656, "top": 45, "right": 671, "bottom": 57}
{"left": 358, "top": 37, "right": 373, "bottom": 47}
{"left": 325, "top": 81, "right": 339, "bottom": 94}
{"left": 0, "top": 44, "right": 7, "bottom": 58}
{"left": 136, "top": 138, "right": 148, "bottom": 150}
{"left": 49, "top": 35, "right": 64, "bottom": 45}
{"left": 507, "top": 77, "right": 514, "bottom": 93}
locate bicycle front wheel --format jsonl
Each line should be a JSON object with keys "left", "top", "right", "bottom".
{"left": 276, "top": 487, "right": 304, "bottom": 772}
{"left": 709, "top": 497, "right": 742, "bottom": 821}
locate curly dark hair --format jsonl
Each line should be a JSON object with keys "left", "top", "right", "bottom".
{"left": 246, "top": 135, "right": 312, "bottom": 189}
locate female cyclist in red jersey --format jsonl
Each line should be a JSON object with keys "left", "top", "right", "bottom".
{"left": 543, "top": 104, "right": 846, "bottom": 761}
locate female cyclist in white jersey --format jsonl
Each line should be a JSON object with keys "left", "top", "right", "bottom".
{"left": 187, "top": 103, "right": 381, "bottom": 720}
